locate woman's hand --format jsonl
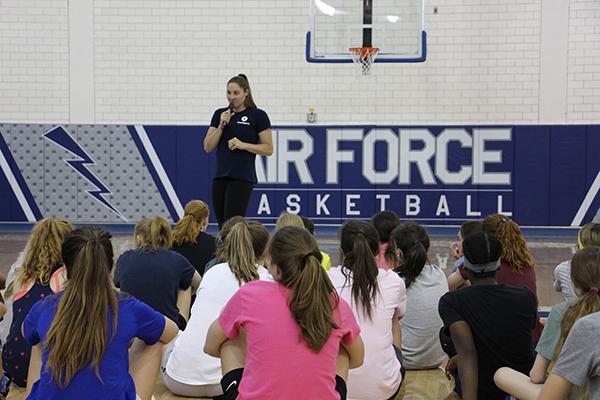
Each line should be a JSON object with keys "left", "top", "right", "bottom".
{"left": 219, "top": 109, "right": 234, "bottom": 128}
{"left": 228, "top": 137, "right": 248, "bottom": 151}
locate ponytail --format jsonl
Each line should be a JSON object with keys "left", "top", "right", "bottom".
{"left": 483, "top": 214, "right": 534, "bottom": 272}
{"left": 45, "top": 229, "right": 118, "bottom": 387}
{"left": 390, "top": 222, "right": 430, "bottom": 288}
{"left": 269, "top": 226, "right": 338, "bottom": 352}
{"left": 172, "top": 200, "right": 209, "bottom": 246}
{"left": 340, "top": 220, "right": 380, "bottom": 320}
{"left": 217, "top": 221, "right": 259, "bottom": 285}
{"left": 135, "top": 217, "right": 171, "bottom": 251}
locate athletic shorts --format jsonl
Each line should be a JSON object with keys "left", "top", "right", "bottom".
{"left": 219, "top": 368, "right": 348, "bottom": 400}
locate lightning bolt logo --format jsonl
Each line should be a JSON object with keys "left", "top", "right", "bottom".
{"left": 44, "top": 126, "right": 128, "bottom": 221}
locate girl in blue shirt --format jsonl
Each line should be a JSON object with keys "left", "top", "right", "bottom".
{"left": 24, "top": 228, "right": 178, "bottom": 400}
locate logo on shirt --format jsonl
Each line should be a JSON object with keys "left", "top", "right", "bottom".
{"left": 237, "top": 115, "right": 250, "bottom": 125}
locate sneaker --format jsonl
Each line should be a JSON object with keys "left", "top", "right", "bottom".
{"left": 0, "top": 373, "right": 11, "bottom": 397}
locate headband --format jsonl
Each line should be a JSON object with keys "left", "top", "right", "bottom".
{"left": 463, "top": 257, "right": 501, "bottom": 273}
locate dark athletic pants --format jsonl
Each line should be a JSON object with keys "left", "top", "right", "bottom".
{"left": 212, "top": 177, "right": 254, "bottom": 229}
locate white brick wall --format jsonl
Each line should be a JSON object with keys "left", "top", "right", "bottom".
{"left": 567, "top": 0, "right": 600, "bottom": 122}
{"left": 0, "top": 0, "right": 69, "bottom": 122}
{"left": 2, "top": 0, "right": 599, "bottom": 124}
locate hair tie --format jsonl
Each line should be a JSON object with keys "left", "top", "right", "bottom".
{"left": 184, "top": 212, "right": 197, "bottom": 218}
{"left": 591, "top": 287, "right": 599, "bottom": 294}
{"left": 302, "top": 252, "right": 319, "bottom": 262}
{"left": 413, "top": 240, "right": 421, "bottom": 246}
{"left": 497, "top": 218, "right": 507, "bottom": 227}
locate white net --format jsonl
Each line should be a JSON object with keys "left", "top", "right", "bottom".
{"left": 350, "top": 47, "right": 379, "bottom": 75}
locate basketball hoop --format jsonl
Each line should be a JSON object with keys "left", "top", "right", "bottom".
{"left": 349, "top": 47, "right": 379, "bottom": 75}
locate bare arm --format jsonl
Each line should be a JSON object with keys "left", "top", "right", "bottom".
{"left": 392, "top": 316, "right": 402, "bottom": 349}
{"left": 159, "top": 317, "right": 179, "bottom": 344}
{"left": 25, "top": 344, "right": 42, "bottom": 396}
{"left": 536, "top": 373, "right": 572, "bottom": 400}
{"left": 530, "top": 354, "right": 551, "bottom": 384}
{"left": 204, "top": 126, "right": 224, "bottom": 153}
{"left": 228, "top": 128, "right": 273, "bottom": 156}
{"left": 204, "top": 109, "right": 235, "bottom": 153}
{"left": 342, "top": 335, "right": 365, "bottom": 369}
{"left": 449, "top": 321, "right": 478, "bottom": 400}
{"left": 191, "top": 271, "right": 201, "bottom": 293}
{"left": 448, "top": 271, "right": 468, "bottom": 291}
{"left": 204, "top": 318, "right": 229, "bottom": 358}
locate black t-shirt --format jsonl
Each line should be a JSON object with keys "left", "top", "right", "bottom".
{"left": 114, "top": 249, "right": 195, "bottom": 326}
{"left": 171, "top": 231, "right": 217, "bottom": 276}
{"left": 210, "top": 106, "right": 271, "bottom": 183}
{"left": 438, "top": 284, "right": 537, "bottom": 400}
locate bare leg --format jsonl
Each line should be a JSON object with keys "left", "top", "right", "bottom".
{"left": 129, "top": 339, "right": 164, "bottom": 400}
{"left": 220, "top": 329, "right": 246, "bottom": 375}
{"left": 494, "top": 367, "right": 543, "bottom": 400}
{"left": 176, "top": 287, "right": 192, "bottom": 322}
{"left": 336, "top": 347, "right": 350, "bottom": 382}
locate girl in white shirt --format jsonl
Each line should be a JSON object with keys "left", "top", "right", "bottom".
{"left": 162, "top": 219, "right": 271, "bottom": 397}
{"left": 328, "top": 220, "right": 407, "bottom": 400}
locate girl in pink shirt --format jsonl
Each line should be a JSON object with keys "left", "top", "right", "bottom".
{"left": 328, "top": 220, "right": 406, "bottom": 400}
{"left": 205, "top": 226, "right": 364, "bottom": 400}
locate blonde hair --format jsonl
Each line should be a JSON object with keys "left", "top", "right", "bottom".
{"left": 275, "top": 212, "right": 304, "bottom": 231}
{"left": 482, "top": 214, "right": 534, "bottom": 272}
{"left": 18, "top": 218, "right": 73, "bottom": 287}
{"left": 45, "top": 228, "right": 118, "bottom": 387}
{"left": 172, "top": 200, "right": 209, "bottom": 246}
{"left": 135, "top": 217, "right": 171, "bottom": 251}
{"left": 216, "top": 220, "right": 269, "bottom": 285}
{"left": 578, "top": 223, "right": 600, "bottom": 249}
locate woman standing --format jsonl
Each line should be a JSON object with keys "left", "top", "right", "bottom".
{"left": 203, "top": 74, "right": 273, "bottom": 228}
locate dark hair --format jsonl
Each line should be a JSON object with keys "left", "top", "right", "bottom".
{"left": 460, "top": 220, "right": 483, "bottom": 239}
{"left": 268, "top": 226, "right": 338, "bottom": 352}
{"left": 390, "top": 222, "right": 430, "bottom": 288}
{"left": 371, "top": 210, "right": 400, "bottom": 243}
{"left": 340, "top": 220, "right": 380, "bottom": 320}
{"left": 462, "top": 232, "right": 502, "bottom": 278}
{"left": 46, "top": 228, "right": 117, "bottom": 387}
{"left": 228, "top": 74, "right": 256, "bottom": 108}
{"left": 301, "top": 216, "right": 315, "bottom": 235}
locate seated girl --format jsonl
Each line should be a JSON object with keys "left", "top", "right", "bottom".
{"left": 114, "top": 217, "right": 200, "bottom": 330}
{"left": 2, "top": 218, "right": 72, "bottom": 390}
{"left": 328, "top": 220, "right": 406, "bottom": 400}
{"left": 390, "top": 222, "right": 448, "bottom": 370}
{"left": 171, "top": 200, "right": 217, "bottom": 276}
{"left": 162, "top": 219, "right": 271, "bottom": 398}
{"left": 205, "top": 226, "right": 365, "bottom": 399}
{"left": 23, "top": 228, "right": 178, "bottom": 399}
{"left": 495, "top": 246, "right": 600, "bottom": 400}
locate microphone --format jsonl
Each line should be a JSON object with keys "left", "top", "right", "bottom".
{"left": 221, "top": 103, "right": 234, "bottom": 128}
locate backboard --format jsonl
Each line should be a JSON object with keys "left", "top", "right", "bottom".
{"left": 306, "top": 0, "right": 426, "bottom": 63}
